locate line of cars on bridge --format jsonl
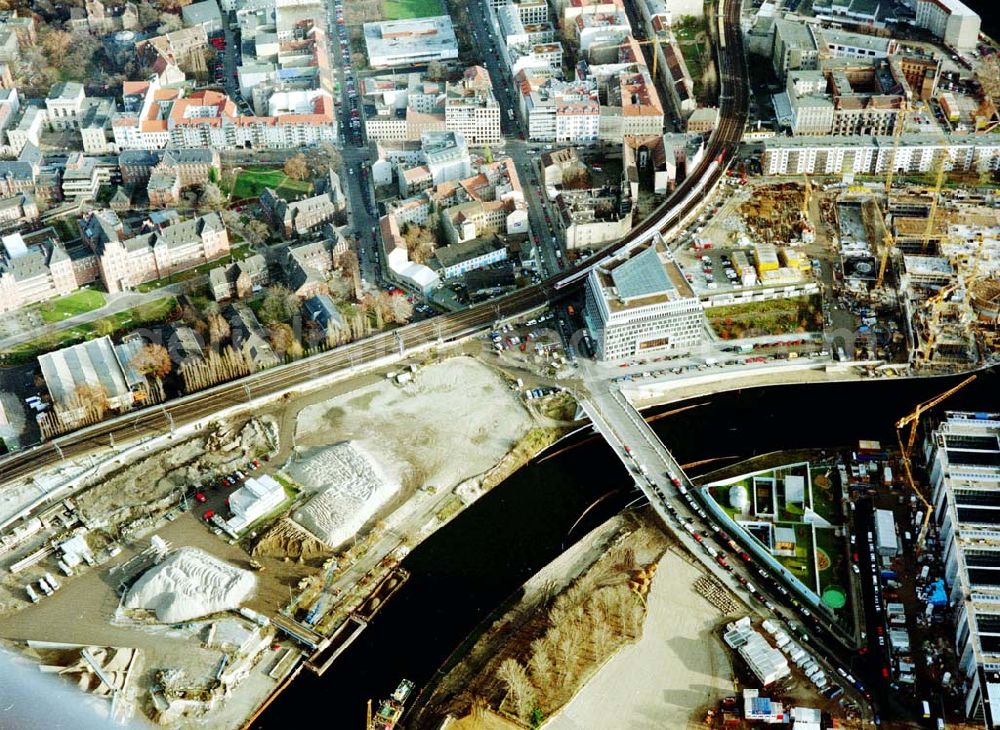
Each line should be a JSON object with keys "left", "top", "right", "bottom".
{"left": 622, "top": 443, "right": 868, "bottom": 705}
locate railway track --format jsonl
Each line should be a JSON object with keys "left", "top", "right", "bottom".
{"left": 0, "top": 0, "right": 749, "bottom": 485}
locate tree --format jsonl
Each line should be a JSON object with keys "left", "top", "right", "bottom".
{"left": 426, "top": 61, "right": 445, "bottom": 81}
{"left": 156, "top": 11, "right": 182, "bottom": 33}
{"left": 130, "top": 343, "right": 172, "bottom": 378}
{"left": 199, "top": 182, "right": 225, "bottom": 210}
{"left": 259, "top": 285, "right": 296, "bottom": 324}
{"left": 283, "top": 154, "right": 309, "bottom": 181}
{"left": 136, "top": 1, "right": 160, "bottom": 28}
{"left": 388, "top": 293, "right": 413, "bottom": 324}
{"left": 39, "top": 28, "right": 72, "bottom": 60}
{"left": 206, "top": 311, "right": 230, "bottom": 346}
{"left": 72, "top": 383, "right": 110, "bottom": 419}
{"left": 337, "top": 250, "right": 362, "bottom": 300}
{"left": 497, "top": 658, "right": 537, "bottom": 722}
{"left": 268, "top": 322, "right": 297, "bottom": 358}
{"left": 208, "top": 167, "right": 219, "bottom": 184}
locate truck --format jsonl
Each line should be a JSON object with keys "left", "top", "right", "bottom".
{"left": 25, "top": 584, "right": 39, "bottom": 603}
{"left": 44, "top": 573, "right": 60, "bottom": 591}
{"left": 37, "top": 578, "right": 53, "bottom": 597}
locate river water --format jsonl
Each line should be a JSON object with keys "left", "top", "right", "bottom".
{"left": 252, "top": 367, "right": 1000, "bottom": 728}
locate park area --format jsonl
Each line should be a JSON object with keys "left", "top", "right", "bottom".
{"left": 230, "top": 167, "right": 313, "bottom": 201}
{"left": 37, "top": 289, "right": 106, "bottom": 323}
{"left": 707, "top": 294, "right": 824, "bottom": 339}
{"left": 6, "top": 297, "right": 177, "bottom": 363}
{"left": 382, "top": 0, "right": 442, "bottom": 19}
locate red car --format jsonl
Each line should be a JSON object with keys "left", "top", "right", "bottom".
{"left": 194, "top": 491, "right": 207, "bottom": 504}
{"left": 203, "top": 510, "right": 215, "bottom": 522}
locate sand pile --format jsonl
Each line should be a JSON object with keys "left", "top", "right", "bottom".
{"left": 123, "top": 547, "right": 255, "bottom": 623}
{"left": 289, "top": 442, "right": 395, "bottom": 549}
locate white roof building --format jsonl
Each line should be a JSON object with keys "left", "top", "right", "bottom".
{"left": 724, "top": 617, "right": 791, "bottom": 686}
{"left": 875, "top": 507, "right": 898, "bottom": 556}
{"left": 790, "top": 706, "right": 822, "bottom": 730}
{"left": 227, "top": 475, "right": 285, "bottom": 532}
{"left": 364, "top": 17, "right": 458, "bottom": 68}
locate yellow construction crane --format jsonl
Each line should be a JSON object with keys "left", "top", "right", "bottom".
{"left": 921, "top": 143, "right": 951, "bottom": 253}
{"left": 895, "top": 374, "right": 977, "bottom": 549}
{"left": 875, "top": 227, "right": 895, "bottom": 290}
{"left": 884, "top": 100, "right": 909, "bottom": 196}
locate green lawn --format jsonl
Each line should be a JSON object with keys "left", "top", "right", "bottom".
{"left": 815, "top": 527, "right": 849, "bottom": 611}
{"left": 38, "top": 289, "right": 107, "bottom": 323}
{"left": 382, "top": 0, "right": 442, "bottom": 19}
{"left": 231, "top": 167, "right": 313, "bottom": 200}
{"left": 3, "top": 297, "right": 177, "bottom": 363}
{"left": 708, "top": 294, "right": 824, "bottom": 339}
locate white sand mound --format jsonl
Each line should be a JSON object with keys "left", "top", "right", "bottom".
{"left": 124, "top": 547, "right": 255, "bottom": 623}
{"left": 289, "top": 442, "right": 395, "bottom": 548}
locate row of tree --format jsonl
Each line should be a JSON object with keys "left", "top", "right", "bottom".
{"left": 495, "top": 550, "right": 646, "bottom": 723}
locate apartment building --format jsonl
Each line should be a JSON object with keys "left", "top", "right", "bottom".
{"left": 927, "top": 412, "right": 1000, "bottom": 727}
{"left": 559, "top": 187, "right": 634, "bottom": 249}
{"left": 45, "top": 82, "right": 85, "bottom": 130}
{"left": 584, "top": 238, "right": 704, "bottom": 361}
{"left": 112, "top": 79, "right": 336, "bottom": 150}
{"left": 261, "top": 189, "right": 337, "bottom": 238}
{"left": 761, "top": 134, "right": 1000, "bottom": 176}
{"left": 0, "top": 232, "right": 92, "bottom": 314}
{"left": 91, "top": 211, "right": 230, "bottom": 293}
{"left": 519, "top": 74, "right": 600, "bottom": 143}
{"left": 784, "top": 61, "right": 906, "bottom": 136}
{"left": 441, "top": 198, "right": 528, "bottom": 245}
{"left": 444, "top": 66, "right": 501, "bottom": 145}
{"left": 430, "top": 237, "right": 509, "bottom": 279}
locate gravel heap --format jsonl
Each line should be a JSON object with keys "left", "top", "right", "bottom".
{"left": 124, "top": 547, "right": 255, "bottom": 623}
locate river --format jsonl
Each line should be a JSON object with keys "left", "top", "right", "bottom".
{"left": 252, "top": 366, "right": 1000, "bottom": 728}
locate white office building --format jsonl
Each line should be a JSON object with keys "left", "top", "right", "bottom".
{"left": 584, "top": 237, "right": 704, "bottom": 361}
{"left": 914, "top": 0, "right": 980, "bottom": 52}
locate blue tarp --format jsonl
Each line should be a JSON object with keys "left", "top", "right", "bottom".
{"left": 929, "top": 579, "right": 948, "bottom": 607}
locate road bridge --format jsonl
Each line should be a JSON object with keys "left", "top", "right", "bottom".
{"left": 580, "top": 375, "right": 878, "bottom": 715}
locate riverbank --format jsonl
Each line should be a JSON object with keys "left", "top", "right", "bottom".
{"left": 411, "top": 511, "right": 672, "bottom": 728}
{"left": 545, "top": 546, "right": 735, "bottom": 730}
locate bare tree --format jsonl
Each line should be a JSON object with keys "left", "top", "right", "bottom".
{"left": 388, "top": 293, "right": 413, "bottom": 324}
{"left": 199, "top": 182, "right": 225, "bottom": 210}
{"left": 337, "top": 249, "right": 362, "bottom": 300}
{"left": 207, "top": 311, "right": 230, "bottom": 345}
{"left": 283, "top": 154, "right": 310, "bottom": 181}
{"left": 71, "top": 383, "right": 110, "bottom": 419}
{"left": 497, "top": 658, "right": 536, "bottom": 722}
{"left": 130, "top": 343, "right": 172, "bottom": 378}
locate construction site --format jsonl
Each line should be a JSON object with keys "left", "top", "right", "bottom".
{"left": 672, "top": 156, "right": 1000, "bottom": 372}
{"left": 0, "top": 354, "right": 566, "bottom": 729}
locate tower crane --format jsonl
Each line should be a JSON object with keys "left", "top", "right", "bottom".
{"left": 895, "top": 374, "right": 976, "bottom": 549}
